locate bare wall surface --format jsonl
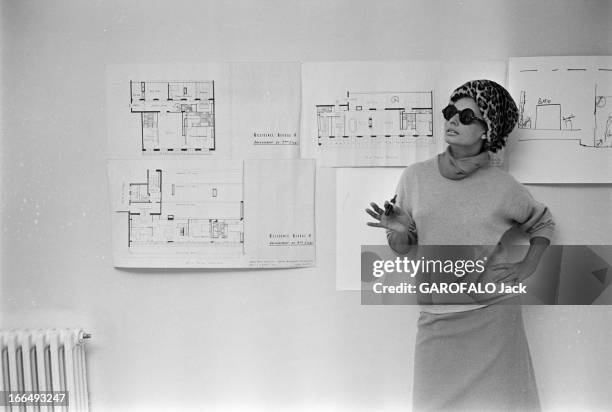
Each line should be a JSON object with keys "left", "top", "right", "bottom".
{"left": 2, "top": 1, "right": 612, "bottom": 410}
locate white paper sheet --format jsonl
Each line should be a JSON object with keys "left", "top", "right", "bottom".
{"left": 108, "top": 159, "right": 315, "bottom": 268}
{"left": 301, "top": 60, "right": 507, "bottom": 167}
{"left": 507, "top": 56, "right": 612, "bottom": 183}
{"left": 106, "top": 62, "right": 301, "bottom": 160}
{"left": 106, "top": 63, "right": 231, "bottom": 158}
{"left": 336, "top": 168, "right": 404, "bottom": 290}
{"left": 230, "top": 62, "right": 301, "bottom": 159}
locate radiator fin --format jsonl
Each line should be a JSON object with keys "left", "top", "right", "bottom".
{"left": 0, "top": 329, "right": 90, "bottom": 412}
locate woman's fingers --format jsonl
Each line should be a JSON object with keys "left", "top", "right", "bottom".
{"left": 365, "top": 208, "right": 381, "bottom": 220}
{"left": 366, "top": 222, "right": 385, "bottom": 228}
{"left": 369, "top": 202, "right": 384, "bottom": 214}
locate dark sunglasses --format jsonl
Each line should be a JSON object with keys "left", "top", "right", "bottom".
{"left": 442, "top": 105, "right": 488, "bottom": 130}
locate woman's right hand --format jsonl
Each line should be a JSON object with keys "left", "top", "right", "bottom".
{"left": 365, "top": 201, "right": 415, "bottom": 234}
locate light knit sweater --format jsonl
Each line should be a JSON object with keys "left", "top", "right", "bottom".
{"left": 387, "top": 156, "right": 555, "bottom": 313}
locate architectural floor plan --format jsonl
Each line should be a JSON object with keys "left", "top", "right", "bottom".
{"left": 130, "top": 80, "right": 216, "bottom": 152}
{"left": 108, "top": 159, "right": 315, "bottom": 268}
{"left": 300, "top": 60, "right": 509, "bottom": 166}
{"left": 316, "top": 91, "right": 433, "bottom": 146}
{"left": 121, "top": 168, "right": 244, "bottom": 248}
{"left": 108, "top": 63, "right": 303, "bottom": 159}
{"left": 308, "top": 89, "right": 435, "bottom": 166}
{"left": 110, "top": 162, "right": 245, "bottom": 266}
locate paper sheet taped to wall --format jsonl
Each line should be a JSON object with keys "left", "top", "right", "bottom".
{"left": 107, "top": 159, "right": 315, "bottom": 268}
{"left": 336, "top": 168, "right": 404, "bottom": 290}
{"left": 301, "top": 60, "right": 507, "bottom": 167}
{"left": 106, "top": 62, "right": 301, "bottom": 160}
{"left": 507, "top": 56, "right": 612, "bottom": 183}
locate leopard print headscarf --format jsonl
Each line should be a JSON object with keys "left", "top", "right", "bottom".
{"left": 449, "top": 80, "right": 519, "bottom": 153}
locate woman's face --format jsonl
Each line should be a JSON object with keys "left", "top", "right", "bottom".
{"left": 443, "top": 97, "right": 487, "bottom": 150}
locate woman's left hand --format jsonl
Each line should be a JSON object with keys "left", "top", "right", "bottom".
{"left": 486, "top": 260, "right": 538, "bottom": 283}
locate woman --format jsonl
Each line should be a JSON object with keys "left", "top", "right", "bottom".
{"left": 365, "top": 80, "right": 554, "bottom": 411}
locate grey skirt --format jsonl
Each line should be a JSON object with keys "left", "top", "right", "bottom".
{"left": 413, "top": 301, "right": 540, "bottom": 411}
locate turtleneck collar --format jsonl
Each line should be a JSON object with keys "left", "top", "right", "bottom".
{"left": 437, "top": 146, "right": 490, "bottom": 180}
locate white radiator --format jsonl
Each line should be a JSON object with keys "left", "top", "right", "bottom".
{"left": 0, "top": 329, "right": 90, "bottom": 411}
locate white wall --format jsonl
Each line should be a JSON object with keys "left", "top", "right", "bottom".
{"left": 2, "top": 1, "right": 611, "bottom": 410}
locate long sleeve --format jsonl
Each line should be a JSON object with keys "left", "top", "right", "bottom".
{"left": 503, "top": 182, "right": 555, "bottom": 241}
{"left": 386, "top": 166, "right": 418, "bottom": 253}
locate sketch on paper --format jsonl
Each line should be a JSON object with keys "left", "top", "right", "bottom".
{"left": 517, "top": 89, "right": 580, "bottom": 131}
{"left": 316, "top": 91, "right": 433, "bottom": 147}
{"left": 129, "top": 80, "right": 216, "bottom": 152}
{"left": 508, "top": 56, "right": 612, "bottom": 183}
{"left": 594, "top": 88, "right": 612, "bottom": 148}
{"left": 517, "top": 86, "right": 612, "bottom": 148}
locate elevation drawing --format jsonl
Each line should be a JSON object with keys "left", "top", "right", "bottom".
{"left": 508, "top": 56, "right": 612, "bottom": 183}
{"left": 595, "top": 90, "right": 612, "bottom": 148}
